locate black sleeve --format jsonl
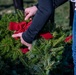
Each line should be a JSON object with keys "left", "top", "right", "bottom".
{"left": 54, "top": 0, "right": 68, "bottom": 8}
{"left": 22, "top": 0, "right": 54, "bottom": 44}
{"left": 13, "top": 0, "right": 24, "bottom": 11}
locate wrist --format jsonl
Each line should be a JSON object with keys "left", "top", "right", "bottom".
{"left": 22, "top": 32, "right": 32, "bottom": 44}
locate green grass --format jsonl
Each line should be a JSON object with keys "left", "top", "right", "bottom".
{"left": 55, "top": 2, "right": 69, "bottom": 29}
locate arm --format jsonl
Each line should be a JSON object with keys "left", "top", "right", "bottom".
{"left": 22, "top": 0, "right": 54, "bottom": 43}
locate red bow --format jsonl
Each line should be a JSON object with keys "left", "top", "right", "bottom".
{"left": 9, "top": 21, "right": 32, "bottom": 34}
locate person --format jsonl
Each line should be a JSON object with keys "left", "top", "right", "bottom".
{"left": 12, "top": 0, "right": 76, "bottom": 74}
{"left": 71, "top": 0, "right": 76, "bottom": 75}
{"left": 12, "top": 0, "right": 74, "bottom": 50}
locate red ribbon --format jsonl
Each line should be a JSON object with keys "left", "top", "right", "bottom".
{"left": 8, "top": 21, "right": 53, "bottom": 54}
{"left": 9, "top": 21, "right": 32, "bottom": 33}
{"left": 40, "top": 32, "right": 53, "bottom": 40}
{"left": 64, "top": 35, "right": 72, "bottom": 43}
{"left": 20, "top": 48, "right": 29, "bottom": 54}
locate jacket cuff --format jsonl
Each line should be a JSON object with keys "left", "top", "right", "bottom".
{"left": 22, "top": 32, "right": 33, "bottom": 44}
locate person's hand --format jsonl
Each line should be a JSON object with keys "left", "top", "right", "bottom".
{"left": 12, "top": 33, "right": 32, "bottom": 50}
{"left": 24, "top": 6, "right": 38, "bottom": 20}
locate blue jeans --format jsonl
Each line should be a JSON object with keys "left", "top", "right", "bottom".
{"left": 72, "top": 10, "right": 76, "bottom": 75}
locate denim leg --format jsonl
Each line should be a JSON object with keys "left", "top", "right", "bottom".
{"left": 72, "top": 10, "right": 76, "bottom": 75}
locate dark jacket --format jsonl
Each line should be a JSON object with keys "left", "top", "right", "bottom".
{"left": 22, "top": 0, "right": 53, "bottom": 43}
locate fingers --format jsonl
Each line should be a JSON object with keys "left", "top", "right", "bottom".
{"left": 24, "top": 8, "right": 31, "bottom": 20}
{"left": 25, "top": 13, "right": 32, "bottom": 20}
{"left": 25, "top": 9, "right": 29, "bottom": 16}
{"left": 24, "top": 6, "right": 38, "bottom": 20}
{"left": 28, "top": 45, "right": 32, "bottom": 50}
{"left": 12, "top": 33, "right": 22, "bottom": 38}
{"left": 12, "top": 33, "right": 32, "bottom": 50}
